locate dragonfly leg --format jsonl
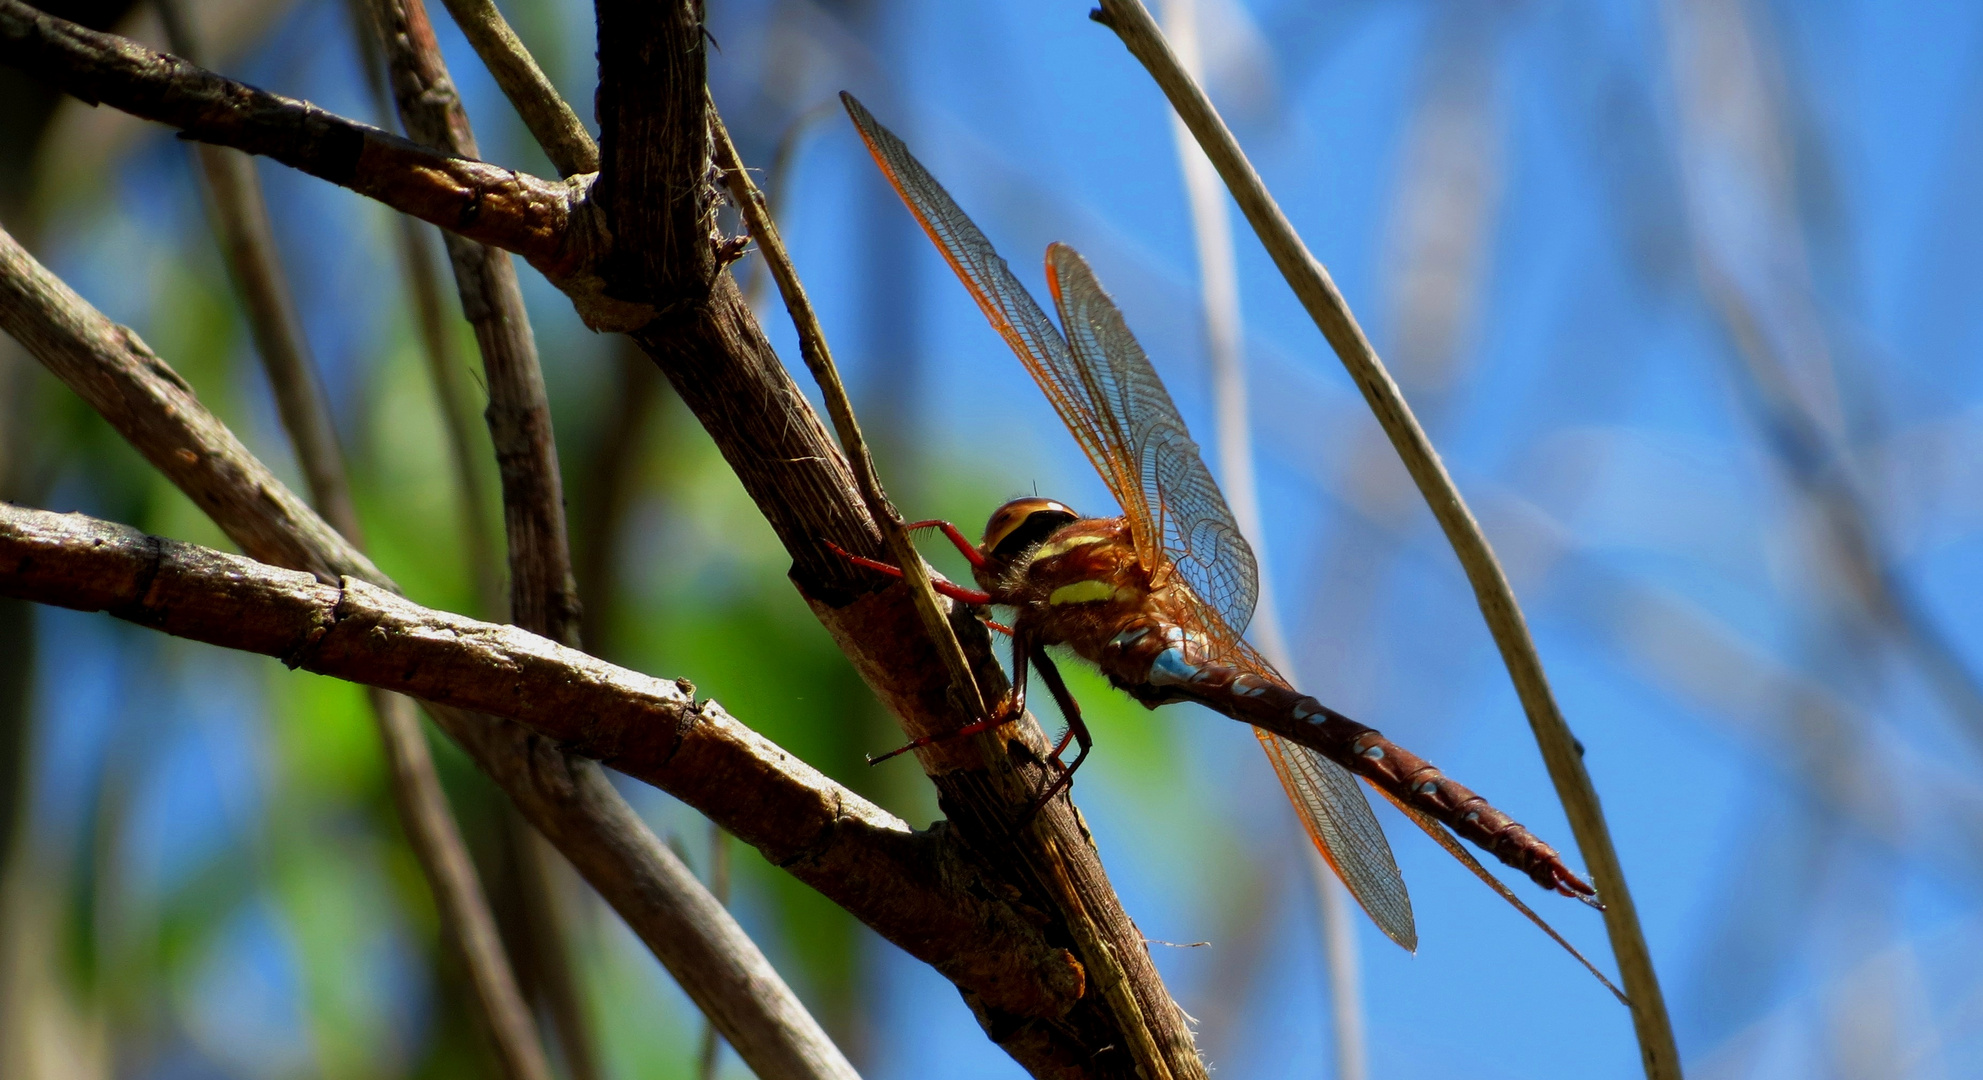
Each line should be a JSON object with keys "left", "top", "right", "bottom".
{"left": 902, "top": 519, "right": 988, "bottom": 569}
{"left": 867, "top": 626, "right": 1030, "bottom": 767}
{"left": 1020, "top": 646, "right": 1093, "bottom": 820}
{"left": 820, "top": 538, "right": 994, "bottom": 605}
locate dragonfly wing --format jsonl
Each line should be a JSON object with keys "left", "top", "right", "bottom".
{"left": 841, "top": 95, "right": 1143, "bottom": 521}
{"left": 1045, "top": 243, "right": 1260, "bottom": 639}
{"left": 1255, "top": 729, "right": 1417, "bottom": 951}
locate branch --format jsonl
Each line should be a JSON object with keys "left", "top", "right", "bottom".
{"left": 366, "top": 0, "right": 580, "bottom": 646}
{"left": 0, "top": 223, "right": 1076, "bottom": 1069}
{"left": 355, "top": 2, "right": 602, "bottom": 1071}
{"left": 597, "top": 3, "right": 1201, "bottom": 1075}
{"left": 1091, "top": 2, "right": 1678, "bottom": 1076}
{"left": 432, "top": 0, "right": 598, "bottom": 176}
{"left": 150, "top": 8, "right": 554, "bottom": 1077}
{"left": 6, "top": 0, "right": 1214, "bottom": 1069}
{"left": 0, "top": 0, "right": 577, "bottom": 271}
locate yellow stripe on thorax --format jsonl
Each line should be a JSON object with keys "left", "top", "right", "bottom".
{"left": 1048, "top": 580, "right": 1116, "bottom": 605}
{"left": 1033, "top": 533, "right": 1106, "bottom": 560}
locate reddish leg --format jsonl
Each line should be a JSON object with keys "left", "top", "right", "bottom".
{"left": 902, "top": 519, "right": 988, "bottom": 568}
{"left": 867, "top": 625, "right": 1033, "bottom": 767}
{"left": 821, "top": 538, "right": 992, "bottom": 605}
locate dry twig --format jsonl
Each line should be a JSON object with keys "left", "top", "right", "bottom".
{"left": 1091, "top": 1, "right": 1679, "bottom": 1076}
{"left": 1, "top": 1, "right": 1220, "bottom": 1071}
{"left": 149, "top": 8, "right": 552, "bottom": 1077}
{"left": 0, "top": 224, "right": 880, "bottom": 1080}
{"left": 430, "top": 0, "right": 597, "bottom": 176}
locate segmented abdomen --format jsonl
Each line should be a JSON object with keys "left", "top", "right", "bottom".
{"left": 1108, "top": 623, "right": 1589, "bottom": 896}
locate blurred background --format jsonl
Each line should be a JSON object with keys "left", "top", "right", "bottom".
{"left": 5, "top": 0, "right": 1983, "bottom": 1077}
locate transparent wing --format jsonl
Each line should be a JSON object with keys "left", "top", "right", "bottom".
{"left": 1044, "top": 244, "right": 1259, "bottom": 637}
{"left": 846, "top": 92, "right": 1413, "bottom": 945}
{"left": 841, "top": 94, "right": 1143, "bottom": 527}
{"left": 1255, "top": 731, "right": 1416, "bottom": 950}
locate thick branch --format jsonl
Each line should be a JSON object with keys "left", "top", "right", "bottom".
{"left": 0, "top": 0, "right": 576, "bottom": 271}
{"left": 0, "top": 501, "right": 1079, "bottom": 1018}
{"left": 0, "top": 223, "right": 1077, "bottom": 1051}
{"left": 598, "top": 3, "right": 1201, "bottom": 1076}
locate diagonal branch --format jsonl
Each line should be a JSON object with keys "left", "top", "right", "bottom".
{"left": 597, "top": 3, "right": 1201, "bottom": 1076}
{"left": 1091, "top": 2, "right": 1677, "bottom": 1077}
{"left": 0, "top": 222, "right": 1079, "bottom": 1072}
{"left": 152, "top": 5, "right": 551, "bottom": 1076}
{"left": 432, "top": 0, "right": 597, "bottom": 176}
{"left": 354, "top": 1, "right": 599, "bottom": 1072}
{"left": 0, "top": 0, "right": 577, "bottom": 271}
{"left": 712, "top": 108, "right": 1186, "bottom": 1080}
{"left": 0, "top": 499, "right": 1077, "bottom": 1031}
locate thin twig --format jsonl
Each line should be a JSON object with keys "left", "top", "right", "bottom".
{"left": 711, "top": 103, "right": 987, "bottom": 723}
{"left": 365, "top": 0, "right": 582, "bottom": 647}
{"left": 344, "top": 0, "right": 506, "bottom": 619}
{"left": 712, "top": 99, "right": 1199, "bottom": 1080}
{"left": 741, "top": 102, "right": 837, "bottom": 312}
{"left": 155, "top": 0, "right": 363, "bottom": 546}
{"left": 400, "top": 213, "right": 509, "bottom": 619}
{"left": 430, "top": 0, "right": 598, "bottom": 176}
{"left": 150, "top": 9, "right": 554, "bottom": 1077}
{"left": 697, "top": 820, "right": 731, "bottom": 1080}
{"left": 1091, "top": 3, "right": 1680, "bottom": 1077}
{"left": 0, "top": 223, "right": 887, "bottom": 1080}
{"left": 1154, "top": 0, "right": 1364, "bottom": 1073}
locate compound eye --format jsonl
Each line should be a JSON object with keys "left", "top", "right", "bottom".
{"left": 983, "top": 498, "right": 1079, "bottom": 559}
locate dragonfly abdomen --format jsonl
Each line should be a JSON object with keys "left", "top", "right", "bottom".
{"left": 1115, "top": 627, "right": 1590, "bottom": 897}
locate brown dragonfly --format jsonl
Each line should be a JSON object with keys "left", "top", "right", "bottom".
{"left": 834, "top": 93, "right": 1599, "bottom": 954}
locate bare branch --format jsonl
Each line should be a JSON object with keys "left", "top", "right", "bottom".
{"left": 711, "top": 107, "right": 990, "bottom": 729}
{"left": 431, "top": 0, "right": 597, "bottom": 176}
{"left": 0, "top": 222, "right": 1077, "bottom": 1073}
{"left": 1091, "top": 2, "right": 1679, "bottom": 1076}
{"left": 597, "top": 4, "right": 1202, "bottom": 1075}
{"left": 355, "top": 1, "right": 602, "bottom": 1070}
{"left": 366, "top": 0, "right": 580, "bottom": 647}
{"left": 153, "top": 7, "right": 551, "bottom": 1074}
{"left": 0, "top": 0, "right": 577, "bottom": 269}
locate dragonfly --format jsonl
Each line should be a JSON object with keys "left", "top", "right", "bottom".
{"left": 833, "top": 92, "right": 1600, "bottom": 955}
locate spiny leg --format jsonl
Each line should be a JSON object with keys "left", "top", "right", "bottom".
{"left": 820, "top": 538, "right": 992, "bottom": 605}
{"left": 902, "top": 519, "right": 988, "bottom": 569}
{"left": 1021, "top": 646, "right": 1092, "bottom": 820}
{"left": 866, "top": 626, "right": 1030, "bottom": 767}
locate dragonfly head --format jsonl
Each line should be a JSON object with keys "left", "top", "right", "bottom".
{"left": 982, "top": 497, "right": 1081, "bottom": 561}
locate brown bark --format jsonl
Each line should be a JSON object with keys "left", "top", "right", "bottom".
{"left": 0, "top": 226, "right": 906, "bottom": 1077}
{"left": 596, "top": 2, "right": 1203, "bottom": 1075}
{"left": 0, "top": 500, "right": 1082, "bottom": 1026}
{"left": 0, "top": 0, "right": 577, "bottom": 270}
{"left": 1, "top": 0, "right": 1213, "bottom": 1071}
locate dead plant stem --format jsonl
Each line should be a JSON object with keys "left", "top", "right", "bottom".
{"left": 1092, "top": 2, "right": 1679, "bottom": 1076}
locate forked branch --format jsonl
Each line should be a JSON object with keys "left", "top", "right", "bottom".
{"left": 0, "top": 223, "right": 1062, "bottom": 1075}
{"left": 0, "top": 0, "right": 577, "bottom": 270}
